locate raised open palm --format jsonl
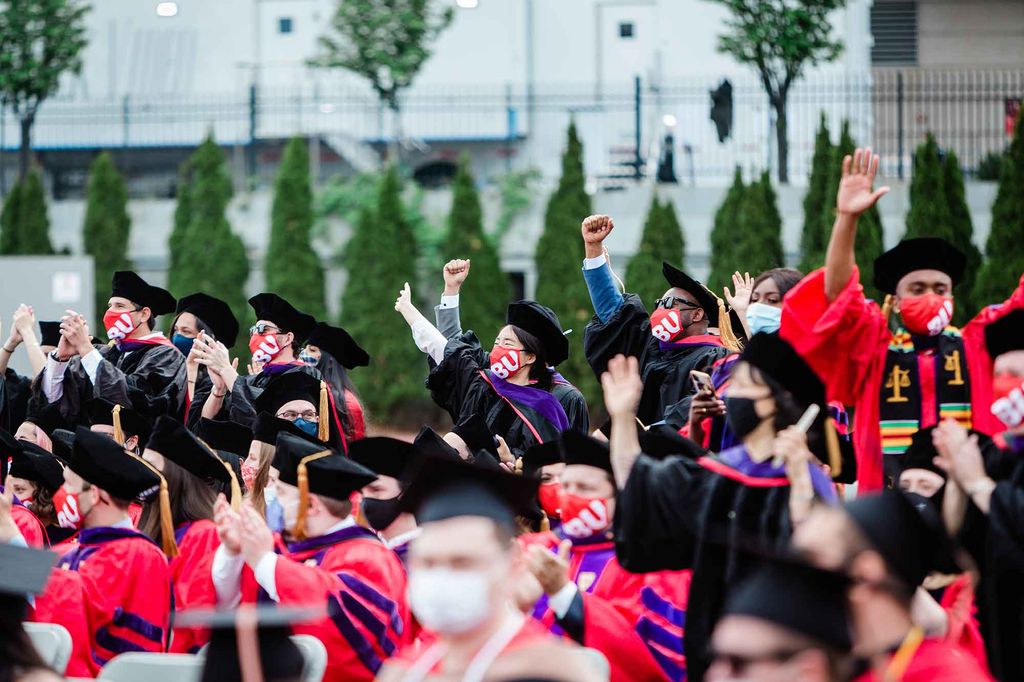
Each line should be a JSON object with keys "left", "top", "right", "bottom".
{"left": 836, "top": 148, "right": 890, "bottom": 216}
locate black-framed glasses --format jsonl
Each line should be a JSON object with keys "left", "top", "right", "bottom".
{"left": 655, "top": 296, "right": 700, "bottom": 310}
{"left": 710, "top": 647, "right": 804, "bottom": 674}
{"left": 249, "top": 323, "right": 281, "bottom": 336}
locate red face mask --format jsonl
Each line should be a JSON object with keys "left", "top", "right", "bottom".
{"left": 240, "top": 459, "right": 259, "bottom": 490}
{"left": 992, "top": 373, "right": 1024, "bottom": 428}
{"left": 537, "top": 481, "right": 562, "bottom": 518}
{"left": 52, "top": 485, "right": 86, "bottom": 530}
{"left": 489, "top": 347, "right": 522, "bottom": 380}
{"left": 899, "top": 294, "right": 954, "bottom": 337}
{"left": 103, "top": 310, "right": 137, "bottom": 342}
{"left": 558, "top": 492, "right": 612, "bottom": 539}
{"left": 249, "top": 333, "right": 283, "bottom": 364}
{"left": 650, "top": 308, "right": 686, "bottom": 343}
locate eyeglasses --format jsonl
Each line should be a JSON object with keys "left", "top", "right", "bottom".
{"left": 277, "top": 410, "right": 318, "bottom": 422}
{"left": 250, "top": 323, "right": 281, "bottom": 336}
{"left": 655, "top": 296, "right": 700, "bottom": 310}
{"left": 710, "top": 648, "right": 803, "bottom": 674}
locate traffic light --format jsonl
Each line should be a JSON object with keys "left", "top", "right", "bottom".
{"left": 710, "top": 79, "right": 733, "bottom": 143}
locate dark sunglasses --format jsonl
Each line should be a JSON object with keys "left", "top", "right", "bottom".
{"left": 655, "top": 296, "right": 700, "bottom": 310}
{"left": 249, "top": 323, "right": 281, "bottom": 336}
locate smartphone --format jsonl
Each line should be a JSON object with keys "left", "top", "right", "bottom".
{"left": 690, "top": 370, "right": 716, "bottom": 397}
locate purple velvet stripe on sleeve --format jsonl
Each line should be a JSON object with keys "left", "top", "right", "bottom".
{"left": 327, "top": 593, "right": 383, "bottom": 674}
{"left": 338, "top": 573, "right": 404, "bottom": 635}
{"left": 718, "top": 445, "right": 837, "bottom": 502}
{"left": 486, "top": 370, "right": 570, "bottom": 431}
{"left": 340, "top": 592, "right": 398, "bottom": 655}
{"left": 640, "top": 585, "right": 686, "bottom": 628}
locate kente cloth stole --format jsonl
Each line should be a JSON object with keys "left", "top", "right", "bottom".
{"left": 878, "top": 328, "right": 972, "bottom": 456}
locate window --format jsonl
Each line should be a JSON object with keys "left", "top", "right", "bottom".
{"left": 871, "top": 1, "right": 917, "bottom": 65}
{"left": 278, "top": 17, "right": 293, "bottom": 34}
{"left": 618, "top": 22, "right": 634, "bottom": 39}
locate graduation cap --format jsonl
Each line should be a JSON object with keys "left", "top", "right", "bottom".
{"left": 895, "top": 427, "right": 946, "bottom": 479}
{"left": 177, "top": 605, "right": 319, "bottom": 682}
{"left": 451, "top": 414, "right": 498, "bottom": 460}
{"left": 662, "top": 262, "right": 721, "bottom": 326}
{"left": 254, "top": 372, "right": 331, "bottom": 443}
{"left": 38, "top": 321, "right": 61, "bottom": 348}
{"left": 740, "top": 333, "right": 826, "bottom": 409}
{"left": 0, "top": 543, "right": 58, "bottom": 598}
{"left": 639, "top": 423, "right": 708, "bottom": 460}
{"left": 252, "top": 411, "right": 322, "bottom": 447}
{"left": 195, "top": 418, "right": 254, "bottom": 459}
{"left": 724, "top": 557, "right": 852, "bottom": 652}
{"left": 110, "top": 271, "right": 177, "bottom": 316}
{"left": 176, "top": 293, "right": 240, "bottom": 348}
{"left": 9, "top": 441, "right": 65, "bottom": 491}
{"left": 23, "top": 401, "right": 69, "bottom": 438}
{"left": 86, "top": 398, "right": 151, "bottom": 445}
{"left": 985, "top": 309, "right": 1024, "bottom": 359}
{"left": 50, "top": 429, "right": 75, "bottom": 463}
{"left": 520, "top": 440, "right": 563, "bottom": 478}
{"left": 845, "top": 490, "right": 960, "bottom": 590}
{"left": 400, "top": 454, "right": 540, "bottom": 530}
{"left": 272, "top": 432, "right": 376, "bottom": 539}
{"left": 872, "top": 238, "right": 966, "bottom": 295}
{"left": 216, "top": 450, "right": 246, "bottom": 495}
{"left": 306, "top": 322, "right": 370, "bottom": 369}
{"left": 347, "top": 437, "right": 417, "bottom": 482}
{"left": 146, "top": 417, "right": 241, "bottom": 505}
{"left": 557, "top": 430, "right": 612, "bottom": 475}
{"left": 506, "top": 301, "right": 570, "bottom": 366}
{"left": 412, "top": 426, "right": 462, "bottom": 461}
{"left": 248, "top": 293, "right": 316, "bottom": 344}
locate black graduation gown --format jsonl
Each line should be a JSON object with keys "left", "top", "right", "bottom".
{"left": 614, "top": 450, "right": 799, "bottom": 682}
{"left": 551, "top": 379, "right": 590, "bottom": 434}
{"left": 583, "top": 294, "right": 729, "bottom": 427}
{"left": 188, "top": 362, "right": 323, "bottom": 429}
{"left": 2, "top": 368, "right": 31, "bottom": 431}
{"left": 426, "top": 333, "right": 568, "bottom": 459}
{"left": 39, "top": 342, "right": 186, "bottom": 421}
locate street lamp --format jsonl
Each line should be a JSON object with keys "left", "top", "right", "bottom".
{"left": 456, "top": 0, "right": 479, "bottom": 8}
{"left": 156, "top": 2, "right": 178, "bottom": 17}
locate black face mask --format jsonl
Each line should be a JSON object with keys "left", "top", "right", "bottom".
{"left": 362, "top": 496, "right": 403, "bottom": 532}
{"left": 724, "top": 396, "right": 768, "bottom": 439}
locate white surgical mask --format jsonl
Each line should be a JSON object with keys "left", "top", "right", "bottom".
{"left": 408, "top": 568, "right": 493, "bottom": 635}
{"left": 745, "top": 302, "right": 782, "bottom": 336}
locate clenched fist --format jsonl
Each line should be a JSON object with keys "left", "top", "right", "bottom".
{"left": 443, "top": 259, "right": 471, "bottom": 295}
{"left": 582, "top": 215, "right": 614, "bottom": 258}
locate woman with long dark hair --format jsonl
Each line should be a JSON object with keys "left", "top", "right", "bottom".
{"left": 300, "top": 322, "right": 369, "bottom": 440}
{"left": 395, "top": 281, "right": 569, "bottom": 458}
{"left": 173, "top": 293, "right": 240, "bottom": 427}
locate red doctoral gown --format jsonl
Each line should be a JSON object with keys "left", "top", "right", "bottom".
{"left": 168, "top": 520, "right": 221, "bottom": 653}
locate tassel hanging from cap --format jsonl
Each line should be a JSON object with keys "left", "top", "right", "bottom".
{"left": 112, "top": 404, "right": 125, "bottom": 448}
{"left": 539, "top": 515, "right": 551, "bottom": 533}
{"left": 130, "top": 452, "right": 179, "bottom": 558}
{"left": 715, "top": 297, "right": 743, "bottom": 352}
{"left": 292, "top": 449, "right": 334, "bottom": 541}
{"left": 318, "top": 381, "right": 330, "bottom": 443}
{"left": 222, "top": 460, "right": 243, "bottom": 513}
{"left": 880, "top": 294, "right": 893, "bottom": 324}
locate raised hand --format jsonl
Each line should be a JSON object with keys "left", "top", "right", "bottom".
{"left": 581, "top": 215, "right": 614, "bottom": 258}
{"left": 214, "top": 493, "right": 242, "bottom": 554}
{"left": 601, "top": 354, "right": 643, "bottom": 419}
{"left": 443, "top": 259, "right": 471, "bottom": 295}
{"left": 527, "top": 540, "right": 572, "bottom": 596}
{"left": 60, "top": 310, "right": 92, "bottom": 358}
{"left": 723, "top": 271, "right": 754, "bottom": 315}
{"left": 836, "top": 148, "right": 890, "bottom": 217}
{"left": 239, "top": 503, "right": 275, "bottom": 567}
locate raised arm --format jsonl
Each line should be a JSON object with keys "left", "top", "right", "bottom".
{"left": 601, "top": 354, "right": 644, "bottom": 489}
{"left": 396, "top": 282, "right": 448, "bottom": 364}
{"left": 824, "top": 149, "right": 889, "bottom": 301}
{"left": 436, "top": 259, "right": 470, "bottom": 339}
{"left": 581, "top": 215, "right": 626, "bottom": 323}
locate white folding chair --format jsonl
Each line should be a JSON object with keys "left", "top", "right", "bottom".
{"left": 97, "top": 652, "right": 203, "bottom": 682}
{"left": 23, "top": 622, "right": 73, "bottom": 675}
{"left": 194, "top": 634, "right": 327, "bottom": 681}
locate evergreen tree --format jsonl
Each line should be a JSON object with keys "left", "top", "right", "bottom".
{"left": 83, "top": 153, "right": 132, "bottom": 329}
{"left": 534, "top": 123, "right": 598, "bottom": 405}
{"left": 799, "top": 114, "right": 832, "bottom": 271}
{"left": 443, "top": 155, "right": 510, "bottom": 337}
{"left": 943, "top": 150, "right": 982, "bottom": 322}
{"left": 0, "top": 182, "right": 22, "bottom": 255}
{"left": 265, "top": 137, "right": 326, "bottom": 320}
{"left": 0, "top": 169, "right": 55, "bottom": 255}
{"left": 166, "top": 160, "right": 193, "bottom": 299}
{"left": 734, "top": 171, "right": 785, "bottom": 276}
{"left": 707, "top": 167, "right": 746, "bottom": 291}
{"left": 340, "top": 166, "right": 423, "bottom": 419}
{"left": 904, "top": 133, "right": 952, "bottom": 241}
{"left": 626, "top": 196, "right": 686, "bottom": 309}
{"left": 974, "top": 110, "right": 1024, "bottom": 306}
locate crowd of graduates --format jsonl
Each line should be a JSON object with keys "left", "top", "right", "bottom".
{"left": 1, "top": 147, "right": 1023, "bottom": 682}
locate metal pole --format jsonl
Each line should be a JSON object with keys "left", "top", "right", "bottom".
{"left": 897, "top": 71, "right": 904, "bottom": 180}
{"left": 1, "top": 103, "right": 6, "bottom": 195}
{"left": 122, "top": 95, "right": 130, "bottom": 148}
{"left": 505, "top": 82, "right": 514, "bottom": 173}
{"left": 634, "top": 75, "right": 642, "bottom": 180}
{"left": 248, "top": 84, "right": 258, "bottom": 185}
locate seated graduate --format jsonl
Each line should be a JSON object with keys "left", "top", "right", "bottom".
{"left": 395, "top": 280, "right": 570, "bottom": 458}
{"left": 26, "top": 427, "right": 174, "bottom": 678}
{"left": 434, "top": 257, "right": 590, "bottom": 433}
{"left": 518, "top": 429, "right": 690, "bottom": 682}
{"left": 0, "top": 543, "right": 63, "bottom": 682}
{"left": 171, "top": 292, "right": 239, "bottom": 415}
{"left": 192, "top": 416, "right": 251, "bottom": 499}
{"left": 0, "top": 306, "right": 54, "bottom": 431}
{"left": 142, "top": 416, "right": 243, "bottom": 653}
{"left": 38, "top": 271, "right": 185, "bottom": 418}
{"left": 707, "top": 557, "right": 854, "bottom": 682}
{"left": 251, "top": 370, "right": 347, "bottom": 451}
{"left": 578, "top": 214, "right": 737, "bottom": 428}
{"left": 85, "top": 397, "right": 151, "bottom": 456}
{"left": 14, "top": 400, "right": 68, "bottom": 452}
{"left": 211, "top": 432, "right": 409, "bottom": 682}
{"left": 241, "top": 411, "right": 322, "bottom": 528}
{"left": 347, "top": 436, "right": 421, "bottom": 566}
{"left": 794, "top": 490, "right": 994, "bottom": 681}
{"left": 602, "top": 333, "right": 841, "bottom": 682}
{"left": 0, "top": 430, "right": 48, "bottom": 548}
{"left": 5, "top": 439, "right": 65, "bottom": 547}
{"left": 301, "top": 321, "right": 370, "bottom": 441}
{"left": 377, "top": 454, "right": 600, "bottom": 682}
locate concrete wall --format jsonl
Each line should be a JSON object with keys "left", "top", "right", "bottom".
{"left": 918, "top": 0, "right": 1024, "bottom": 68}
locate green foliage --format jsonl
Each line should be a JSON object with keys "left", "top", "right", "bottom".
{"left": 0, "top": 169, "right": 53, "bottom": 255}
{"left": 905, "top": 133, "right": 952, "bottom": 241}
{"left": 707, "top": 167, "right": 746, "bottom": 291}
{"left": 976, "top": 150, "right": 1005, "bottom": 181}
{"left": 975, "top": 110, "right": 1024, "bottom": 307}
{"left": 167, "top": 160, "right": 193, "bottom": 298}
{"left": 265, "top": 138, "right": 326, "bottom": 320}
{"left": 167, "top": 136, "right": 250, "bottom": 354}
{"left": 706, "top": 0, "right": 844, "bottom": 182}
{"left": 0, "top": 0, "right": 89, "bottom": 177}
{"left": 495, "top": 167, "right": 541, "bottom": 239}
{"left": 943, "top": 151, "right": 982, "bottom": 320}
{"left": 799, "top": 114, "right": 832, "bottom": 271}
{"left": 83, "top": 153, "right": 132, "bottom": 330}
{"left": 340, "top": 166, "right": 425, "bottom": 419}
{"left": 626, "top": 195, "right": 686, "bottom": 308}
{"left": 310, "top": 0, "right": 453, "bottom": 111}
{"left": 443, "top": 156, "right": 511, "bottom": 339}
{"left": 534, "top": 123, "right": 598, "bottom": 406}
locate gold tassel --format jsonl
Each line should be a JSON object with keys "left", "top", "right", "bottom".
{"left": 130, "top": 452, "right": 179, "bottom": 557}
{"left": 318, "top": 381, "right": 330, "bottom": 443}
{"left": 112, "top": 404, "right": 125, "bottom": 447}
{"left": 880, "top": 294, "right": 893, "bottom": 322}
{"left": 715, "top": 297, "right": 743, "bottom": 352}
{"left": 514, "top": 457, "right": 524, "bottom": 475}
{"left": 292, "top": 449, "right": 334, "bottom": 540}
{"left": 539, "top": 515, "right": 550, "bottom": 533}
{"left": 825, "top": 418, "right": 842, "bottom": 480}
{"left": 223, "top": 460, "right": 242, "bottom": 513}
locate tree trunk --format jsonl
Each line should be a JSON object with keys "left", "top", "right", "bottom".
{"left": 388, "top": 101, "right": 402, "bottom": 165}
{"left": 773, "top": 95, "right": 789, "bottom": 185}
{"left": 18, "top": 114, "right": 33, "bottom": 180}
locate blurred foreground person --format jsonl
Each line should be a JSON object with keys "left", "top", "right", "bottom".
{"left": 0, "top": 543, "right": 62, "bottom": 682}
